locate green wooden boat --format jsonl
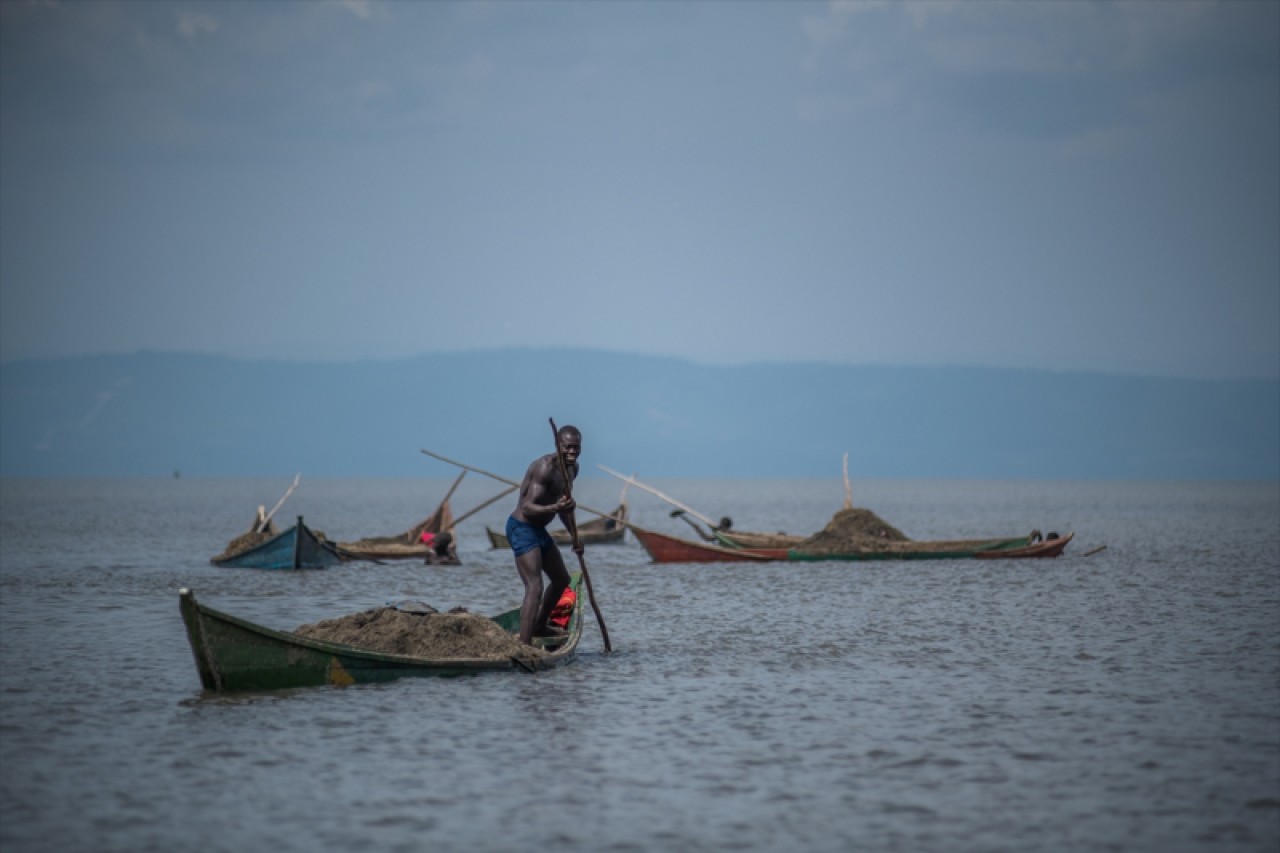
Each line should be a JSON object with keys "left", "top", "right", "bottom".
{"left": 179, "top": 574, "right": 584, "bottom": 692}
{"left": 786, "top": 532, "right": 1072, "bottom": 561}
{"left": 630, "top": 525, "right": 1072, "bottom": 563}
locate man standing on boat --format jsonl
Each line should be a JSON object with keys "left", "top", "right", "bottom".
{"left": 507, "top": 424, "right": 583, "bottom": 645}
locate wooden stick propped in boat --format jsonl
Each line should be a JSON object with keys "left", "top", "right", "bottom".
{"left": 843, "top": 453, "right": 853, "bottom": 510}
{"left": 449, "top": 486, "right": 518, "bottom": 528}
{"left": 257, "top": 473, "right": 301, "bottom": 533}
{"left": 438, "top": 469, "right": 468, "bottom": 511}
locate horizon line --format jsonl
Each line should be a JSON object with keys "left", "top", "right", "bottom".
{"left": 2, "top": 346, "right": 1277, "bottom": 383}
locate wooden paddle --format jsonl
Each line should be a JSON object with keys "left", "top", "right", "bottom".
{"left": 549, "top": 418, "right": 612, "bottom": 653}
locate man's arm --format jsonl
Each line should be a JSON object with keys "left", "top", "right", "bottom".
{"left": 554, "top": 460, "right": 580, "bottom": 531}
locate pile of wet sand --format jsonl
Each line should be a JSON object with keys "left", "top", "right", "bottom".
{"left": 795, "top": 508, "right": 910, "bottom": 555}
{"left": 293, "top": 607, "right": 544, "bottom": 666}
{"left": 212, "top": 528, "right": 276, "bottom": 562}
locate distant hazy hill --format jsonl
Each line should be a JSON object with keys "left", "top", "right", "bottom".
{"left": 1, "top": 349, "right": 1276, "bottom": 480}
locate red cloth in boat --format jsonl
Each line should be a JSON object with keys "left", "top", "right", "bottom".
{"left": 549, "top": 588, "right": 576, "bottom": 629}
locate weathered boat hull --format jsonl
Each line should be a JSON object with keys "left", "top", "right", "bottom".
{"left": 713, "top": 530, "right": 807, "bottom": 549}
{"left": 486, "top": 524, "right": 628, "bottom": 549}
{"left": 972, "top": 532, "right": 1073, "bottom": 559}
{"left": 338, "top": 500, "right": 457, "bottom": 562}
{"left": 633, "top": 525, "right": 1070, "bottom": 564}
{"left": 787, "top": 536, "right": 1035, "bottom": 561}
{"left": 338, "top": 542, "right": 431, "bottom": 561}
{"left": 485, "top": 504, "right": 629, "bottom": 549}
{"left": 178, "top": 575, "right": 584, "bottom": 692}
{"left": 211, "top": 517, "right": 344, "bottom": 570}
{"left": 630, "top": 526, "right": 789, "bottom": 563}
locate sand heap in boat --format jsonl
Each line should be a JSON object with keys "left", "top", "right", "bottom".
{"left": 211, "top": 527, "right": 277, "bottom": 562}
{"left": 293, "top": 607, "right": 544, "bottom": 665}
{"left": 795, "top": 508, "right": 910, "bottom": 555}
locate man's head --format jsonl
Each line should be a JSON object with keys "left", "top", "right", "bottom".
{"left": 557, "top": 425, "right": 582, "bottom": 463}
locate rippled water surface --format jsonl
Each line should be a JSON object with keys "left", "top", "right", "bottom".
{"left": 2, "top": 477, "right": 1277, "bottom": 852}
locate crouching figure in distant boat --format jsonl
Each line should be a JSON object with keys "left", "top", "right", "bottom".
{"left": 421, "top": 531, "right": 460, "bottom": 566}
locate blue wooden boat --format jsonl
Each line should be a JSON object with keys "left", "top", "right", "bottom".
{"left": 211, "top": 515, "right": 345, "bottom": 570}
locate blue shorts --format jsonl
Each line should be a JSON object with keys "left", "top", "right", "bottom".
{"left": 506, "top": 516, "right": 555, "bottom": 557}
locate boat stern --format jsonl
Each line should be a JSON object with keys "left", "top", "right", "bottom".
{"left": 178, "top": 589, "right": 221, "bottom": 691}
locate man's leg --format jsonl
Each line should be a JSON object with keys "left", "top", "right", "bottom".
{"left": 515, "top": 549, "right": 545, "bottom": 645}
{"left": 532, "top": 544, "right": 571, "bottom": 636}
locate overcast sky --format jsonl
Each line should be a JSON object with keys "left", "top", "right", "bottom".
{"left": 2, "top": 0, "right": 1276, "bottom": 378}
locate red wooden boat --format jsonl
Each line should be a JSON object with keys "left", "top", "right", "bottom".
{"left": 628, "top": 525, "right": 790, "bottom": 563}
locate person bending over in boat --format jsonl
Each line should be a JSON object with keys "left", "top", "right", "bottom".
{"left": 423, "top": 531, "right": 459, "bottom": 565}
{"left": 670, "top": 510, "right": 733, "bottom": 542}
{"left": 507, "top": 424, "right": 582, "bottom": 645}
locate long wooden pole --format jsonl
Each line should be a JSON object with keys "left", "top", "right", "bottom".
{"left": 843, "top": 452, "right": 853, "bottom": 510}
{"left": 438, "top": 469, "right": 467, "bottom": 511}
{"left": 257, "top": 473, "right": 301, "bottom": 533}
{"left": 419, "top": 448, "right": 620, "bottom": 522}
{"left": 426, "top": 468, "right": 469, "bottom": 538}
{"left": 550, "top": 419, "right": 612, "bottom": 653}
{"left": 597, "top": 465, "right": 721, "bottom": 528}
{"left": 449, "top": 486, "right": 517, "bottom": 528}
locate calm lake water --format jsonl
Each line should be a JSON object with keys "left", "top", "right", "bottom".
{"left": 1, "top": 477, "right": 1277, "bottom": 853}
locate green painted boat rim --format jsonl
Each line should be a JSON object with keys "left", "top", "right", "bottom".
{"left": 179, "top": 573, "right": 583, "bottom": 669}
{"left": 785, "top": 535, "right": 1035, "bottom": 561}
